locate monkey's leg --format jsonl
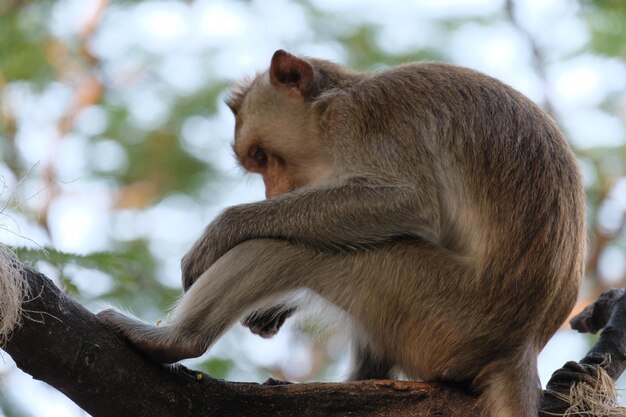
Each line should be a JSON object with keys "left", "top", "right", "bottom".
{"left": 241, "top": 304, "right": 297, "bottom": 338}
{"left": 99, "top": 239, "right": 339, "bottom": 363}
{"left": 348, "top": 339, "right": 394, "bottom": 380}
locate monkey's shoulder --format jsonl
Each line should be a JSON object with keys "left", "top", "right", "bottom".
{"left": 374, "top": 61, "right": 495, "bottom": 81}
{"left": 341, "top": 61, "right": 542, "bottom": 122}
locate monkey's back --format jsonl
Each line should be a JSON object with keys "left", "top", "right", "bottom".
{"left": 328, "top": 62, "right": 585, "bottom": 365}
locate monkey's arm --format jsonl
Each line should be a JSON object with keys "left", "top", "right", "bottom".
{"left": 182, "top": 177, "right": 433, "bottom": 289}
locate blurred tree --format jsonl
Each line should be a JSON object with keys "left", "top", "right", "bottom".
{"left": 1, "top": 0, "right": 625, "bottom": 415}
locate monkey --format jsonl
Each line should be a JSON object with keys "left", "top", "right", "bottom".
{"left": 98, "top": 49, "right": 586, "bottom": 417}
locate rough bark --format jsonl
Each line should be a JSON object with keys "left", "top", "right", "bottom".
{"left": 2, "top": 266, "right": 625, "bottom": 416}
{"left": 539, "top": 288, "right": 626, "bottom": 416}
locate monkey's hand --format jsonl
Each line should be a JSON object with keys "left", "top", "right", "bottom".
{"left": 241, "top": 305, "right": 297, "bottom": 338}
{"left": 180, "top": 218, "right": 235, "bottom": 290}
{"left": 181, "top": 206, "right": 281, "bottom": 289}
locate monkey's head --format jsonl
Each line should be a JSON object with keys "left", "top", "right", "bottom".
{"left": 226, "top": 50, "right": 350, "bottom": 198}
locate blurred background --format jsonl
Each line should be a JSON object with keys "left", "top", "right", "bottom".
{"left": 1, "top": 0, "right": 626, "bottom": 415}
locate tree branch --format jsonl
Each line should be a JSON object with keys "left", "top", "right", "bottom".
{"left": 2, "top": 265, "right": 626, "bottom": 416}
{"left": 2, "top": 266, "right": 479, "bottom": 416}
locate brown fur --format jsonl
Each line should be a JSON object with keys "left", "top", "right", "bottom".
{"left": 99, "top": 50, "right": 586, "bottom": 417}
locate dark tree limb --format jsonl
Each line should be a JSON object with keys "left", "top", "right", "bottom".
{"left": 540, "top": 288, "right": 626, "bottom": 416}
{"left": 571, "top": 288, "right": 626, "bottom": 379}
{"left": 2, "top": 267, "right": 626, "bottom": 416}
{"left": 1, "top": 266, "right": 480, "bottom": 416}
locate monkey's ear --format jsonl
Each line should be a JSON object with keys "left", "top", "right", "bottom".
{"left": 269, "top": 50, "right": 314, "bottom": 97}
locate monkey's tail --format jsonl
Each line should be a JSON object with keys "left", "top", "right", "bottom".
{"left": 474, "top": 348, "right": 541, "bottom": 417}
{"left": 0, "top": 244, "right": 28, "bottom": 344}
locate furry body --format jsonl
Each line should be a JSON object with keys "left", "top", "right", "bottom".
{"left": 99, "top": 51, "right": 586, "bottom": 417}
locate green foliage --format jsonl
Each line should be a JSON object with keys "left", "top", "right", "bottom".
{"left": 15, "top": 247, "right": 134, "bottom": 276}
{"left": 337, "top": 25, "right": 442, "bottom": 70}
{"left": 100, "top": 84, "right": 227, "bottom": 198}
{"left": 11, "top": 243, "right": 183, "bottom": 323}
{"left": 583, "top": 0, "right": 626, "bottom": 57}
{"left": 198, "top": 357, "right": 236, "bottom": 379}
{"left": 0, "top": 4, "right": 54, "bottom": 85}
{"left": 120, "top": 130, "right": 210, "bottom": 196}
{"left": 14, "top": 245, "right": 152, "bottom": 297}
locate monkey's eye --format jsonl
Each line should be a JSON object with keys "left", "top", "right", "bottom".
{"left": 249, "top": 146, "right": 268, "bottom": 168}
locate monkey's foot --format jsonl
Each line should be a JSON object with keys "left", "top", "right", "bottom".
{"left": 97, "top": 309, "right": 206, "bottom": 364}
{"left": 241, "top": 305, "right": 296, "bottom": 338}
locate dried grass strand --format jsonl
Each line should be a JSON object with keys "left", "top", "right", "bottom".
{"left": 0, "top": 244, "right": 27, "bottom": 344}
